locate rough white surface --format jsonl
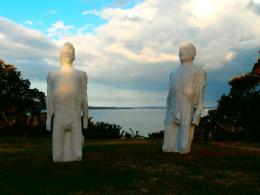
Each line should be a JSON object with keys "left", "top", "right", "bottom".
{"left": 46, "top": 42, "right": 88, "bottom": 162}
{"left": 162, "top": 43, "right": 207, "bottom": 153}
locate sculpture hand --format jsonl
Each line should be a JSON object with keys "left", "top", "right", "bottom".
{"left": 83, "top": 116, "right": 88, "bottom": 129}
{"left": 191, "top": 121, "right": 198, "bottom": 127}
{"left": 174, "top": 118, "right": 181, "bottom": 126}
{"left": 46, "top": 118, "right": 51, "bottom": 131}
{"left": 191, "top": 119, "right": 199, "bottom": 127}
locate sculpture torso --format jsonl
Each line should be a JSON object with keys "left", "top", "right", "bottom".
{"left": 166, "top": 63, "right": 206, "bottom": 126}
{"left": 49, "top": 68, "right": 85, "bottom": 128}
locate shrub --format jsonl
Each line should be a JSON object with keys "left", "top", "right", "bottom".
{"left": 148, "top": 130, "right": 164, "bottom": 139}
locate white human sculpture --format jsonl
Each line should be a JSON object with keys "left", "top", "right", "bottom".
{"left": 46, "top": 42, "right": 88, "bottom": 162}
{"left": 162, "top": 42, "right": 207, "bottom": 154}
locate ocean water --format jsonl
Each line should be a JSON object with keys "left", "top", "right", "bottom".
{"left": 89, "top": 108, "right": 211, "bottom": 137}
{"left": 89, "top": 108, "right": 166, "bottom": 137}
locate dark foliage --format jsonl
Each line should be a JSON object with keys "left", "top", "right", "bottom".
{"left": 197, "top": 72, "right": 260, "bottom": 141}
{"left": 84, "top": 117, "right": 123, "bottom": 139}
{"left": 0, "top": 116, "right": 125, "bottom": 139}
{"left": 0, "top": 59, "right": 46, "bottom": 129}
{"left": 84, "top": 118, "right": 144, "bottom": 139}
{"left": 0, "top": 124, "right": 51, "bottom": 138}
{"left": 148, "top": 130, "right": 164, "bottom": 139}
{"left": 121, "top": 128, "right": 143, "bottom": 139}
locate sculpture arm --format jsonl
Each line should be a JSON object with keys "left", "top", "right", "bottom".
{"left": 46, "top": 73, "right": 54, "bottom": 131}
{"left": 81, "top": 72, "right": 88, "bottom": 129}
{"left": 192, "top": 70, "right": 207, "bottom": 126}
{"left": 164, "top": 74, "right": 172, "bottom": 126}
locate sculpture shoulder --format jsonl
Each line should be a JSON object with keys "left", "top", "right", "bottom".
{"left": 47, "top": 72, "right": 58, "bottom": 80}
{"left": 78, "top": 70, "right": 87, "bottom": 78}
{"left": 73, "top": 68, "right": 87, "bottom": 76}
{"left": 193, "top": 66, "right": 207, "bottom": 77}
{"left": 76, "top": 70, "right": 88, "bottom": 83}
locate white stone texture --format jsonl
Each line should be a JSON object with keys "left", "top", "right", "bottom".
{"left": 162, "top": 42, "right": 207, "bottom": 153}
{"left": 46, "top": 42, "right": 88, "bottom": 162}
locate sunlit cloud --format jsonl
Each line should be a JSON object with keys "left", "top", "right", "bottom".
{"left": 225, "top": 51, "right": 236, "bottom": 62}
{"left": 0, "top": 0, "right": 260, "bottom": 106}
{"left": 24, "top": 20, "right": 33, "bottom": 25}
{"left": 47, "top": 21, "right": 75, "bottom": 39}
{"left": 82, "top": 9, "right": 100, "bottom": 16}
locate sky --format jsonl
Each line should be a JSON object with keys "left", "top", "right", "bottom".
{"left": 0, "top": 0, "right": 260, "bottom": 107}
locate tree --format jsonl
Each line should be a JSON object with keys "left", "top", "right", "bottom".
{"left": 218, "top": 73, "right": 260, "bottom": 140}
{"left": 197, "top": 72, "right": 260, "bottom": 141}
{"left": 0, "top": 59, "right": 46, "bottom": 128}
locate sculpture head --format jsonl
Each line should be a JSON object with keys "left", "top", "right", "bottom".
{"left": 60, "top": 42, "right": 75, "bottom": 67}
{"left": 179, "top": 42, "right": 196, "bottom": 63}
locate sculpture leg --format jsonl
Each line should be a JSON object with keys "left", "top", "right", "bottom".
{"left": 162, "top": 123, "right": 179, "bottom": 152}
{"left": 177, "top": 123, "right": 195, "bottom": 154}
{"left": 186, "top": 125, "right": 196, "bottom": 153}
{"left": 178, "top": 123, "right": 190, "bottom": 154}
{"left": 52, "top": 121, "right": 65, "bottom": 162}
{"left": 70, "top": 121, "right": 83, "bottom": 161}
{"left": 62, "top": 130, "right": 72, "bottom": 162}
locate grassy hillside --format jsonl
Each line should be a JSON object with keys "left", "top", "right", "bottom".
{"left": 0, "top": 138, "right": 260, "bottom": 194}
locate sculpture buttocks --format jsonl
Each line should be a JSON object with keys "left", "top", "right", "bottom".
{"left": 162, "top": 42, "right": 207, "bottom": 154}
{"left": 46, "top": 42, "right": 88, "bottom": 162}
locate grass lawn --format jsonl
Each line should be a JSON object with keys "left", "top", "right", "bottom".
{"left": 0, "top": 138, "right": 260, "bottom": 194}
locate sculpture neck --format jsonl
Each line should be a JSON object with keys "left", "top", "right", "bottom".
{"left": 60, "top": 55, "right": 74, "bottom": 67}
{"left": 181, "top": 61, "right": 194, "bottom": 66}
{"left": 61, "top": 64, "right": 73, "bottom": 72}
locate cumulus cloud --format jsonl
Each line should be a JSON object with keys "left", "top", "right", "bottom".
{"left": 113, "top": 0, "right": 129, "bottom": 6}
{"left": 82, "top": 9, "right": 100, "bottom": 16}
{"left": 24, "top": 20, "right": 33, "bottom": 25}
{"left": 248, "top": 0, "right": 260, "bottom": 14}
{"left": 47, "top": 21, "right": 75, "bottom": 39}
{"left": 63, "top": 0, "right": 260, "bottom": 104}
{"left": 0, "top": 17, "right": 59, "bottom": 93}
{"left": 224, "top": 51, "right": 236, "bottom": 62}
{"left": 0, "top": 17, "right": 58, "bottom": 60}
{"left": 0, "top": 0, "right": 260, "bottom": 106}
{"left": 79, "top": 0, "right": 260, "bottom": 71}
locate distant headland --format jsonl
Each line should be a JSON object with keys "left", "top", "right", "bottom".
{"left": 88, "top": 106, "right": 165, "bottom": 110}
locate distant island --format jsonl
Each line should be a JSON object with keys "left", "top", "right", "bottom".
{"left": 89, "top": 106, "right": 216, "bottom": 110}
{"left": 88, "top": 106, "right": 165, "bottom": 110}
{"left": 41, "top": 106, "right": 215, "bottom": 112}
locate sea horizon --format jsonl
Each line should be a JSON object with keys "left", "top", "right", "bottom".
{"left": 88, "top": 106, "right": 217, "bottom": 110}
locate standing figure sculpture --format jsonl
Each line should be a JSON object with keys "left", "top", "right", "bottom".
{"left": 162, "top": 42, "right": 207, "bottom": 154}
{"left": 46, "top": 42, "right": 88, "bottom": 162}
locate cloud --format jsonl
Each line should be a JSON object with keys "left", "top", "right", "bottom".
{"left": 113, "top": 0, "right": 129, "bottom": 6}
{"left": 224, "top": 51, "right": 236, "bottom": 62}
{"left": 24, "top": 20, "right": 33, "bottom": 25}
{"left": 0, "top": 17, "right": 59, "bottom": 92}
{"left": 47, "top": 21, "right": 75, "bottom": 39}
{"left": 0, "top": 17, "right": 58, "bottom": 60}
{"left": 58, "top": 0, "right": 260, "bottom": 106}
{"left": 88, "top": 83, "right": 166, "bottom": 107}
{"left": 248, "top": 0, "right": 260, "bottom": 14}
{"left": 82, "top": 9, "right": 100, "bottom": 16}
{"left": 0, "top": 0, "right": 260, "bottom": 106}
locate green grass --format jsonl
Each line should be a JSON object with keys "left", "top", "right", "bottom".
{"left": 0, "top": 138, "right": 260, "bottom": 194}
